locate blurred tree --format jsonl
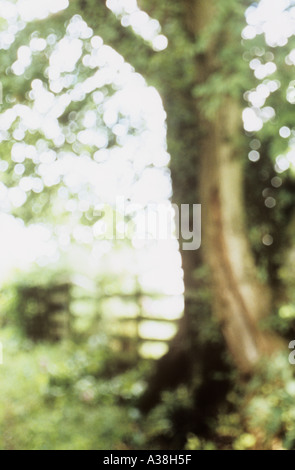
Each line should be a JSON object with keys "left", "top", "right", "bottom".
{"left": 172, "top": 0, "right": 282, "bottom": 372}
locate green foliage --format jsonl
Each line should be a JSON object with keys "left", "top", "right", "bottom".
{"left": 0, "top": 325, "right": 149, "bottom": 450}
{"left": 2, "top": 0, "right": 295, "bottom": 451}
{"left": 238, "top": 355, "right": 295, "bottom": 449}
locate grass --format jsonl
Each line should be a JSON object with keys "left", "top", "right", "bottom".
{"left": 0, "top": 327, "right": 145, "bottom": 450}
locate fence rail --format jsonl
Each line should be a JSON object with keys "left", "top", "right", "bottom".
{"left": 12, "top": 279, "right": 183, "bottom": 359}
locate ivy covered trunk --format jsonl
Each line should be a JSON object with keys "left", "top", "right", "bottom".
{"left": 187, "top": 0, "right": 282, "bottom": 372}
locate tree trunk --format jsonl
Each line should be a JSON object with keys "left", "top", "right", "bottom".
{"left": 188, "top": 0, "right": 282, "bottom": 373}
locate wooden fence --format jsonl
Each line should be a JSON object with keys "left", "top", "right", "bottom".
{"left": 16, "top": 278, "right": 183, "bottom": 359}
